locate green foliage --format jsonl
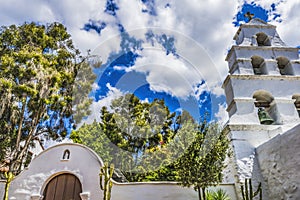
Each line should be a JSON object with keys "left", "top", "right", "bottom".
{"left": 100, "top": 162, "right": 114, "bottom": 200}
{"left": 70, "top": 121, "right": 114, "bottom": 164}
{"left": 72, "top": 94, "right": 230, "bottom": 188}
{"left": 206, "top": 189, "right": 231, "bottom": 200}
{"left": 175, "top": 121, "right": 230, "bottom": 200}
{"left": 241, "top": 179, "right": 262, "bottom": 200}
{"left": 72, "top": 94, "right": 199, "bottom": 182}
{"left": 0, "top": 22, "right": 98, "bottom": 200}
{"left": 130, "top": 114, "right": 198, "bottom": 182}
{"left": 101, "top": 94, "right": 175, "bottom": 155}
{"left": 99, "top": 94, "right": 179, "bottom": 181}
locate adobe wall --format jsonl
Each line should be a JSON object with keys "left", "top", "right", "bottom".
{"left": 0, "top": 143, "right": 238, "bottom": 200}
{"left": 0, "top": 181, "right": 4, "bottom": 199}
{"left": 1, "top": 180, "right": 237, "bottom": 200}
{"left": 256, "top": 124, "right": 300, "bottom": 200}
{"left": 7, "top": 143, "right": 103, "bottom": 200}
{"left": 112, "top": 182, "right": 237, "bottom": 200}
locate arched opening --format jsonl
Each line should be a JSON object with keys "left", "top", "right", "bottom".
{"left": 253, "top": 90, "right": 277, "bottom": 125}
{"left": 256, "top": 32, "right": 271, "bottom": 46}
{"left": 62, "top": 149, "right": 70, "bottom": 160}
{"left": 251, "top": 56, "right": 267, "bottom": 75}
{"left": 43, "top": 173, "right": 82, "bottom": 200}
{"left": 292, "top": 94, "right": 300, "bottom": 117}
{"left": 276, "top": 57, "right": 294, "bottom": 75}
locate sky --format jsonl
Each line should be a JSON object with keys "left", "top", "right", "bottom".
{"left": 1, "top": 0, "right": 300, "bottom": 125}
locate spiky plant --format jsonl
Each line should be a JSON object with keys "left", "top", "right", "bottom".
{"left": 206, "top": 188, "right": 231, "bottom": 200}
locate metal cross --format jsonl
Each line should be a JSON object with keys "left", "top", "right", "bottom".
{"left": 244, "top": 12, "right": 254, "bottom": 21}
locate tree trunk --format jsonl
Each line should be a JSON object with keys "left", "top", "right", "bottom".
{"left": 3, "top": 172, "right": 14, "bottom": 200}
{"left": 202, "top": 187, "right": 206, "bottom": 200}
{"left": 15, "top": 98, "right": 27, "bottom": 151}
{"left": 197, "top": 185, "right": 202, "bottom": 200}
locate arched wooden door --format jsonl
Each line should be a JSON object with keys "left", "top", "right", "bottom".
{"left": 43, "top": 173, "right": 82, "bottom": 200}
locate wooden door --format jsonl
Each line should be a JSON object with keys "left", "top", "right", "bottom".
{"left": 43, "top": 173, "right": 82, "bottom": 200}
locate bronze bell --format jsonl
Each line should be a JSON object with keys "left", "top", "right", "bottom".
{"left": 258, "top": 108, "right": 274, "bottom": 125}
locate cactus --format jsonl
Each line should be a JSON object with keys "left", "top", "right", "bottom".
{"left": 100, "top": 162, "right": 114, "bottom": 200}
{"left": 241, "top": 178, "right": 262, "bottom": 200}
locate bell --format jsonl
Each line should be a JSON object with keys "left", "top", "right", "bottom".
{"left": 258, "top": 108, "right": 274, "bottom": 125}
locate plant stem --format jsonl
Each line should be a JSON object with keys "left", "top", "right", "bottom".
{"left": 3, "top": 172, "right": 14, "bottom": 200}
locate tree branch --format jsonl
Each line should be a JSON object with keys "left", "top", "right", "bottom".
{"left": 15, "top": 97, "right": 27, "bottom": 151}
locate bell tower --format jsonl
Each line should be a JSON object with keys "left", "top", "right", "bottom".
{"left": 222, "top": 17, "right": 300, "bottom": 197}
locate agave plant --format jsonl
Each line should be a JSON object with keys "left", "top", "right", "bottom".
{"left": 206, "top": 188, "right": 231, "bottom": 200}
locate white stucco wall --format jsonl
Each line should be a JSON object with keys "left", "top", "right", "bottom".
{"left": 223, "top": 19, "right": 300, "bottom": 127}
{"left": 223, "top": 75, "right": 300, "bottom": 125}
{"left": 0, "top": 181, "right": 5, "bottom": 199}
{"left": 223, "top": 124, "right": 283, "bottom": 198}
{"left": 112, "top": 182, "right": 237, "bottom": 200}
{"left": 256, "top": 124, "right": 300, "bottom": 200}
{"left": 8, "top": 143, "right": 103, "bottom": 200}
{"left": 2, "top": 143, "right": 238, "bottom": 200}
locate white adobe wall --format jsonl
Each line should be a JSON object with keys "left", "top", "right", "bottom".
{"left": 223, "top": 75, "right": 300, "bottom": 125}
{"left": 222, "top": 124, "right": 283, "bottom": 197}
{"left": 256, "top": 124, "right": 300, "bottom": 200}
{"left": 234, "top": 20, "right": 285, "bottom": 47}
{"left": 222, "top": 18, "right": 300, "bottom": 200}
{"left": 0, "top": 181, "right": 5, "bottom": 199}
{"left": 8, "top": 143, "right": 103, "bottom": 200}
{"left": 3, "top": 143, "right": 238, "bottom": 200}
{"left": 111, "top": 182, "right": 237, "bottom": 200}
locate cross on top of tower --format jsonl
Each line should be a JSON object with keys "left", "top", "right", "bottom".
{"left": 244, "top": 12, "right": 254, "bottom": 21}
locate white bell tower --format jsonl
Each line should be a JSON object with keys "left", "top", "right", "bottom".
{"left": 222, "top": 17, "right": 300, "bottom": 197}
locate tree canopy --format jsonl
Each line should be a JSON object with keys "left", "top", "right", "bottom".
{"left": 71, "top": 93, "right": 230, "bottom": 188}
{"left": 71, "top": 93, "right": 184, "bottom": 181}
{"left": 175, "top": 121, "right": 230, "bottom": 200}
{"left": 0, "top": 22, "right": 98, "bottom": 200}
{"left": 101, "top": 94, "right": 176, "bottom": 157}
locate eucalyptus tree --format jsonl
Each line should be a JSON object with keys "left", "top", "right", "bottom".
{"left": 0, "top": 22, "right": 98, "bottom": 200}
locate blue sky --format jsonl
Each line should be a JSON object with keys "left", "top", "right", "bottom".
{"left": 1, "top": 0, "right": 300, "bottom": 124}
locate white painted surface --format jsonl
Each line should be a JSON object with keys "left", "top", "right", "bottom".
{"left": 223, "top": 18, "right": 300, "bottom": 200}
{"left": 256, "top": 124, "right": 300, "bottom": 200}
{"left": 2, "top": 143, "right": 237, "bottom": 200}
{"left": 0, "top": 180, "right": 5, "bottom": 199}
{"left": 112, "top": 183, "right": 237, "bottom": 200}
{"left": 8, "top": 143, "right": 103, "bottom": 200}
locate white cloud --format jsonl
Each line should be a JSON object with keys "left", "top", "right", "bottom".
{"left": 0, "top": 0, "right": 55, "bottom": 25}
{"left": 118, "top": 0, "right": 150, "bottom": 31}
{"left": 91, "top": 83, "right": 100, "bottom": 91}
{"left": 89, "top": 26, "right": 122, "bottom": 61}
{"left": 114, "top": 65, "right": 128, "bottom": 71}
{"left": 274, "top": 1, "right": 300, "bottom": 47}
{"left": 124, "top": 0, "right": 237, "bottom": 99}
{"left": 211, "top": 85, "right": 225, "bottom": 97}
{"left": 215, "top": 103, "right": 229, "bottom": 125}
{"left": 131, "top": 48, "right": 202, "bottom": 99}
{"left": 1, "top": 0, "right": 300, "bottom": 123}
{"left": 157, "top": 0, "right": 238, "bottom": 79}
{"left": 113, "top": 0, "right": 238, "bottom": 93}
{"left": 0, "top": 0, "right": 122, "bottom": 58}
